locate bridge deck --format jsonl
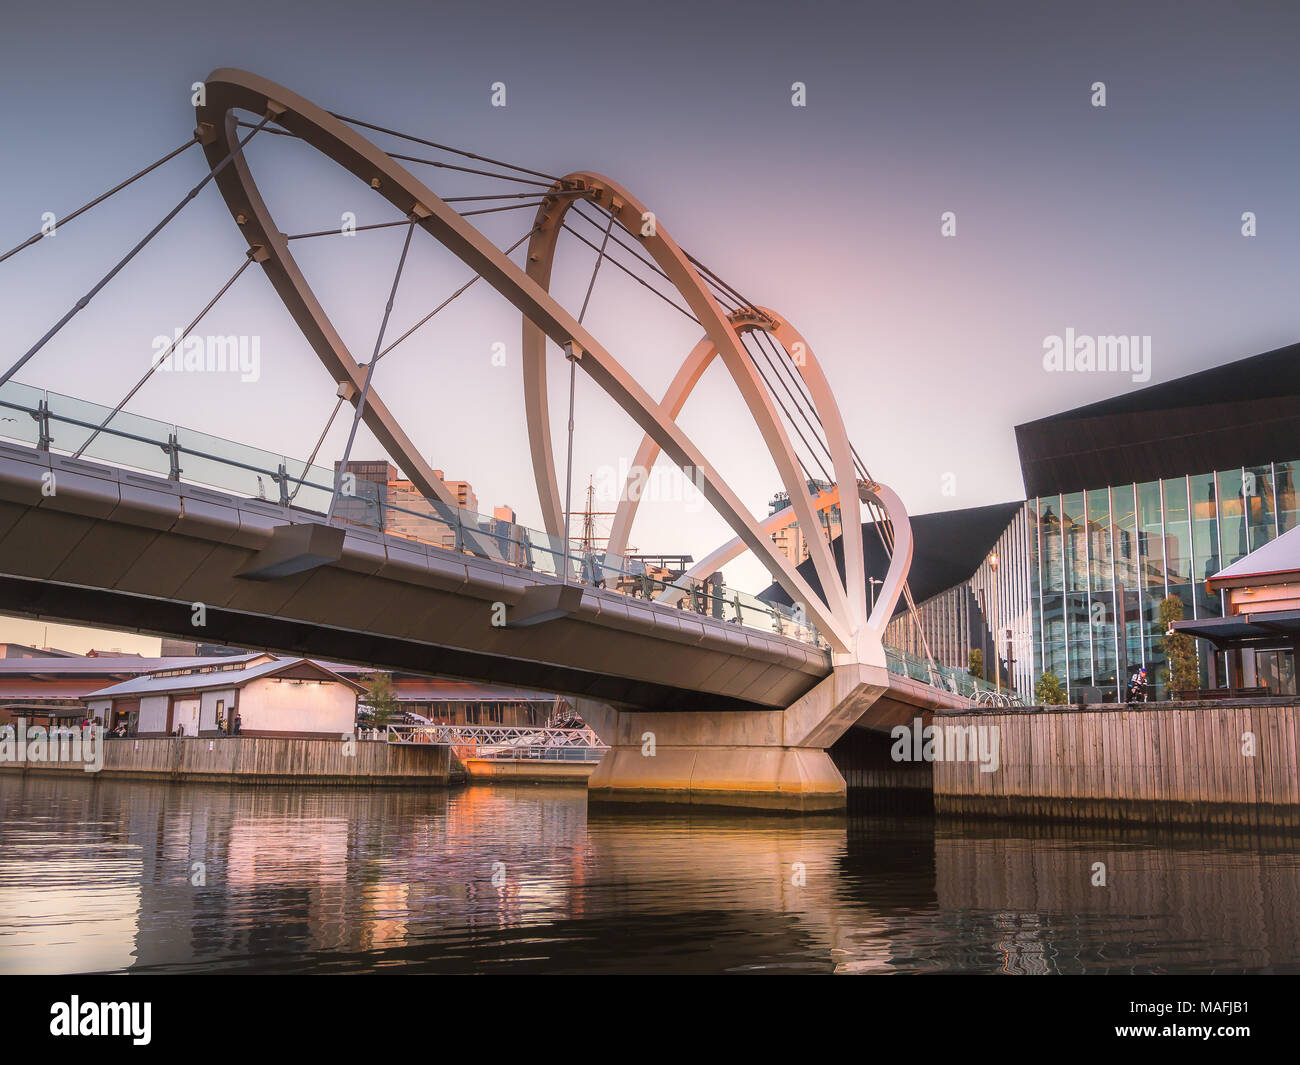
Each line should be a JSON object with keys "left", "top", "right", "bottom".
{"left": 0, "top": 433, "right": 976, "bottom": 717}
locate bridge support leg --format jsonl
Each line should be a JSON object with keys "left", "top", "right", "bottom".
{"left": 580, "top": 664, "right": 890, "bottom": 813}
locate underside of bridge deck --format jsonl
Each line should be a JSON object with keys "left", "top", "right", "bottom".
{"left": 0, "top": 445, "right": 830, "bottom": 714}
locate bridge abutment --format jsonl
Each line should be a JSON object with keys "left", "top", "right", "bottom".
{"left": 580, "top": 664, "right": 894, "bottom": 813}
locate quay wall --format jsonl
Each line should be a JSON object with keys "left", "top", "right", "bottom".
{"left": 932, "top": 701, "right": 1300, "bottom": 828}
{"left": 0, "top": 736, "right": 450, "bottom": 786}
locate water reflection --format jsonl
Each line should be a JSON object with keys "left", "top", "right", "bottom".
{"left": 0, "top": 775, "right": 1297, "bottom": 973}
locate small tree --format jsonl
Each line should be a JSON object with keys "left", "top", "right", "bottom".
{"left": 1159, "top": 595, "right": 1198, "bottom": 697}
{"left": 364, "top": 671, "right": 399, "bottom": 730}
{"left": 1035, "top": 671, "right": 1067, "bottom": 705}
{"left": 968, "top": 648, "right": 984, "bottom": 679}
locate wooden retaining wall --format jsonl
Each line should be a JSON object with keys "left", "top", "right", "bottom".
{"left": 0, "top": 736, "right": 450, "bottom": 786}
{"left": 932, "top": 701, "right": 1300, "bottom": 828}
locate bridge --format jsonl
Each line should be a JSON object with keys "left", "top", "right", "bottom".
{"left": 0, "top": 68, "right": 1002, "bottom": 810}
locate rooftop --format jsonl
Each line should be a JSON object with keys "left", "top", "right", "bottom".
{"left": 85, "top": 657, "right": 365, "bottom": 699}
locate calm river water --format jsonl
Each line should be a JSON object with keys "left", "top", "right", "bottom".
{"left": 1, "top": 773, "right": 1298, "bottom": 974}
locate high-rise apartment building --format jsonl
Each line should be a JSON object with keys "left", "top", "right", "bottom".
{"left": 768, "top": 480, "right": 843, "bottom": 566}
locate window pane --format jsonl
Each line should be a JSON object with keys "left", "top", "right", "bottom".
{"left": 1245, "top": 464, "right": 1276, "bottom": 551}
{"left": 1189, "top": 471, "right": 1221, "bottom": 618}
{"left": 1062, "top": 491, "right": 1087, "bottom": 593}
{"left": 1162, "top": 477, "right": 1190, "bottom": 584}
{"left": 1218, "top": 468, "right": 1248, "bottom": 566}
{"left": 1277, "top": 460, "right": 1299, "bottom": 534}
{"left": 1040, "top": 497, "right": 1063, "bottom": 593}
{"left": 1087, "top": 488, "right": 1111, "bottom": 592}
{"left": 1137, "top": 480, "right": 1165, "bottom": 592}
{"left": 1111, "top": 484, "right": 1138, "bottom": 594}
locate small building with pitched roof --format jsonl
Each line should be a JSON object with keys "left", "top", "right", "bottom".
{"left": 82, "top": 654, "right": 365, "bottom": 738}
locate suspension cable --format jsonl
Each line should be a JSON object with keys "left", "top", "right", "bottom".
{"left": 568, "top": 203, "right": 751, "bottom": 319}
{"left": 0, "top": 137, "right": 199, "bottom": 267}
{"left": 288, "top": 395, "right": 345, "bottom": 505}
{"left": 749, "top": 330, "right": 837, "bottom": 477}
{"left": 326, "top": 111, "right": 562, "bottom": 183}
{"left": 326, "top": 217, "right": 418, "bottom": 524}
{"left": 443, "top": 191, "right": 586, "bottom": 204}
{"left": 560, "top": 223, "right": 698, "bottom": 323}
{"left": 286, "top": 219, "right": 413, "bottom": 240}
{"left": 70, "top": 256, "right": 254, "bottom": 460}
{"left": 569, "top": 205, "right": 675, "bottom": 287}
{"left": 460, "top": 200, "right": 547, "bottom": 218}
{"left": 568, "top": 203, "right": 752, "bottom": 322}
{"left": 374, "top": 225, "right": 538, "bottom": 364}
{"left": 739, "top": 333, "right": 830, "bottom": 484}
{"left": 235, "top": 119, "right": 552, "bottom": 188}
{"left": 561, "top": 210, "right": 615, "bottom": 582}
{"left": 754, "top": 329, "right": 834, "bottom": 452}
{"left": 683, "top": 250, "right": 762, "bottom": 315}
{"left": 0, "top": 116, "right": 272, "bottom": 391}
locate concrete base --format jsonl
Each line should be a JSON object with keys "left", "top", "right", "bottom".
{"left": 580, "top": 663, "right": 912, "bottom": 813}
{"left": 588, "top": 742, "right": 845, "bottom": 812}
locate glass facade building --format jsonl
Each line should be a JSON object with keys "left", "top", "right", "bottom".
{"left": 1028, "top": 458, "right": 1299, "bottom": 700}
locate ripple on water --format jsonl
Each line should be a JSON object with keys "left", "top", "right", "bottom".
{"left": 0, "top": 775, "right": 1297, "bottom": 974}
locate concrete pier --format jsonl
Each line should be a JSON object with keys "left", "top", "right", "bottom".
{"left": 581, "top": 663, "right": 955, "bottom": 812}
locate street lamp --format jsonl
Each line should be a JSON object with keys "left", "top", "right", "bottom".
{"left": 868, "top": 577, "right": 883, "bottom": 613}
{"left": 989, "top": 552, "right": 1000, "bottom": 695}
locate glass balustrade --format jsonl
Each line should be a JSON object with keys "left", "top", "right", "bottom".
{"left": 0, "top": 382, "right": 996, "bottom": 661}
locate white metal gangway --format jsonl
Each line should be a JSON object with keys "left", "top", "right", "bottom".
{"left": 384, "top": 723, "right": 607, "bottom": 761}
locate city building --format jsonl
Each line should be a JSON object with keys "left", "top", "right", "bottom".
{"left": 761, "top": 340, "right": 1300, "bottom": 702}
{"left": 1012, "top": 340, "right": 1300, "bottom": 701}
{"left": 332, "top": 458, "right": 396, "bottom": 530}
{"left": 768, "top": 479, "right": 842, "bottom": 566}
{"left": 334, "top": 460, "right": 514, "bottom": 554}
{"left": 0, "top": 654, "right": 223, "bottom": 726}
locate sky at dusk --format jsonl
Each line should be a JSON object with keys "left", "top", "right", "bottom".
{"left": 1, "top": 0, "right": 1299, "bottom": 647}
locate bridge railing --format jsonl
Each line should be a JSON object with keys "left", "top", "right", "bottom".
{"left": 0, "top": 383, "right": 1019, "bottom": 697}
{"left": 0, "top": 381, "right": 827, "bottom": 649}
{"left": 883, "top": 646, "right": 1023, "bottom": 705}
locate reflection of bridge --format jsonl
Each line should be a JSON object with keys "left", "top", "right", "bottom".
{"left": 0, "top": 68, "right": 991, "bottom": 809}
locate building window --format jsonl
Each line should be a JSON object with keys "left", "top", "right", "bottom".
{"left": 1217, "top": 468, "right": 1249, "bottom": 567}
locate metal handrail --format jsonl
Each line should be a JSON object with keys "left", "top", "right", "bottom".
{"left": 386, "top": 723, "right": 607, "bottom": 748}
{"left": 10, "top": 384, "right": 1044, "bottom": 666}
{"left": 2, "top": 384, "right": 826, "bottom": 648}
